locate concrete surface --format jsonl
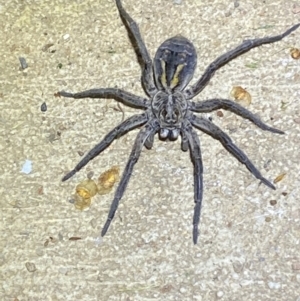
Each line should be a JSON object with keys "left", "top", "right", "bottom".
{"left": 1, "top": 0, "right": 300, "bottom": 300}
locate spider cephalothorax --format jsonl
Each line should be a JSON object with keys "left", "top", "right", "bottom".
{"left": 151, "top": 91, "right": 187, "bottom": 139}
{"left": 59, "top": 0, "right": 299, "bottom": 244}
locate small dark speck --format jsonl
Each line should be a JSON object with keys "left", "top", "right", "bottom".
{"left": 263, "top": 159, "right": 271, "bottom": 169}
{"left": 234, "top": 0, "right": 239, "bottom": 8}
{"left": 41, "top": 102, "right": 47, "bottom": 112}
{"left": 19, "top": 57, "right": 28, "bottom": 70}
{"left": 78, "top": 150, "right": 85, "bottom": 156}
{"left": 216, "top": 111, "right": 224, "bottom": 117}
{"left": 69, "top": 237, "right": 82, "bottom": 241}
{"left": 25, "top": 262, "right": 37, "bottom": 272}
{"left": 265, "top": 216, "right": 271, "bottom": 222}
{"left": 42, "top": 43, "right": 54, "bottom": 52}
{"left": 87, "top": 171, "right": 94, "bottom": 179}
{"left": 68, "top": 198, "right": 75, "bottom": 204}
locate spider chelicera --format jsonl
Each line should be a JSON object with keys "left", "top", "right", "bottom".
{"left": 59, "top": 0, "right": 300, "bottom": 244}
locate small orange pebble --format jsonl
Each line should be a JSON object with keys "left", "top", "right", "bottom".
{"left": 76, "top": 179, "right": 98, "bottom": 199}
{"left": 73, "top": 193, "right": 92, "bottom": 211}
{"left": 273, "top": 172, "right": 286, "bottom": 184}
{"left": 290, "top": 48, "right": 300, "bottom": 59}
{"left": 97, "top": 166, "right": 120, "bottom": 195}
{"left": 230, "top": 86, "right": 251, "bottom": 106}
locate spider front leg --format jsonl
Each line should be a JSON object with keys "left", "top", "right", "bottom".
{"left": 58, "top": 88, "right": 149, "bottom": 109}
{"left": 184, "top": 23, "right": 300, "bottom": 98}
{"left": 189, "top": 98, "right": 284, "bottom": 134}
{"left": 183, "top": 121, "right": 204, "bottom": 244}
{"left": 116, "top": 0, "right": 157, "bottom": 96}
{"left": 101, "top": 120, "right": 159, "bottom": 237}
{"left": 62, "top": 113, "right": 148, "bottom": 181}
{"left": 190, "top": 115, "right": 276, "bottom": 190}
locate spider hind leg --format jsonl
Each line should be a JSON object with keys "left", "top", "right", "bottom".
{"left": 191, "top": 115, "right": 276, "bottom": 190}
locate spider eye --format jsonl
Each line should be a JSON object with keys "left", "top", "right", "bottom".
{"left": 161, "top": 109, "right": 167, "bottom": 118}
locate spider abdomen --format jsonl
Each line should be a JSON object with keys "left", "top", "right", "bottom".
{"left": 154, "top": 35, "right": 197, "bottom": 92}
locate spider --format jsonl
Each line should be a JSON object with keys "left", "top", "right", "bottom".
{"left": 58, "top": 0, "right": 300, "bottom": 244}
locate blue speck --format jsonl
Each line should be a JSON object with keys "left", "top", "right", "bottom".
{"left": 21, "top": 160, "right": 32, "bottom": 174}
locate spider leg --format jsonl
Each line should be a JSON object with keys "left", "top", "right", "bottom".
{"left": 116, "top": 0, "right": 157, "bottom": 96}
{"left": 189, "top": 98, "right": 284, "bottom": 134}
{"left": 62, "top": 113, "right": 148, "bottom": 181}
{"left": 101, "top": 120, "right": 159, "bottom": 237}
{"left": 183, "top": 121, "right": 204, "bottom": 244}
{"left": 184, "top": 23, "right": 300, "bottom": 99}
{"left": 190, "top": 115, "right": 276, "bottom": 190}
{"left": 58, "top": 88, "right": 149, "bottom": 109}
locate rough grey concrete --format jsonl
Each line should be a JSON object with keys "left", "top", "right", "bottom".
{"left": 1, "top": 0, "right": 300, "bottom": 300}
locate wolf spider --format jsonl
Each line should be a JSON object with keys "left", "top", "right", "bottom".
{"left": 58, "top": 0, "right": 299, "bottom": 244}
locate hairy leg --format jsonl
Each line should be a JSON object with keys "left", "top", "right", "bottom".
{"left": 116, "top": 0, "right": 157, "bottom": 96}
{"left": 101, "top": 120, "right": 160, "bottom": 237}
{"left": 62, "top": 113, "right": 148, "bottom": 181}
{"left": 189, "top": 98, "right": 284, "bottom": 134}
{"left": 190, "top": 115, "right": 276, "bottom": 189}
{"left": 184, "top": 23, "right": 300, "bottom": 98}
{"left": 183, "top": 121, "right": 204, "bottom": 244}
{"left": 58, "top": 88, "right": 149, "bottom": 109}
